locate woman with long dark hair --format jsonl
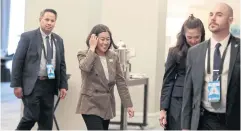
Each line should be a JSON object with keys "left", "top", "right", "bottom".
{"left": 159, "top": 14, "right": 205, "bottom": 130}
{"left": 76, "top": 24, "right": 134, "bottom": 130}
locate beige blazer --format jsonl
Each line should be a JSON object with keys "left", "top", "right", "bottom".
{"left": 76, "top": 49, "right": 133, "bottom": 120}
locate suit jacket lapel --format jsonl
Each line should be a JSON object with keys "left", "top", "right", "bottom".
{"left": 52, "top": 34, "right": 60, "bottom": 77}
{"left": 94, "top": 51, "right": 116, "bottom": 90}
{"left": 192, "top": 42, "right": 208, "bottom": 103}
{"left": 52, "top": 34, "right": 60, "bottom": 64}
{"left": 227, "top": 36, "right": 239, "bottom": 86}
{"left": 197, "top": 42, "right": 209, "bottom": 86}
{"left": 36, "top": 28, "right": 43, "bottom": 58}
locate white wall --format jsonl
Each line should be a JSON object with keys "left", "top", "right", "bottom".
{"left": 99, "top": 0, "right": 168, "bottom": 128}
{"left": 24, "top": 0, "right": 90, "bottom": 129}
{"left": 188, "top": 1, "right": 240, "bottom": 38}
{"left": 100, "top": 0, "right": 167, "bottom": 112}
{"left": 165, "top": 0, "right": 240, "bottom": 52}
{"left": 23, "top": 0, "right": 168, "bottom": 129}
{"left": 22, "top": 0, "right": 239, "bottom": 130}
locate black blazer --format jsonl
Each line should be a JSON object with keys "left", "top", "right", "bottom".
{"left": 160, "top": 48, "right": 186, "bottom": 110}
{"left": 225, "top": 37, "right": 240, "bottom": 129}
{"left": 10, "top": 28, "right": 68, "bottom": 95}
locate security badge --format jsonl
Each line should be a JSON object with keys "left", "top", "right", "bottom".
{"left": 206, "top": 36, "right": 233, "bottom": 103}
{"left": 208, "top": 75, "right": 221, "bottom": 103}
{"left": 46, "top": 38, "right": 57, "bottom": 79}
{"left": 47, "top": 63, "right": 55, "bottom": 79}
{"left": 46, "top": 38, "right": 56, "bottom": 79}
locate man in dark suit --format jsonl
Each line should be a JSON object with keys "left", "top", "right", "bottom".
{"left": 10, "top": 9, "right": 68, "bottom": 130}
{"left": 181, "top": 3, "right": 240, "bottom": 130}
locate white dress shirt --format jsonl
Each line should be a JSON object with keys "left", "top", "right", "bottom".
{"left": 202, "top": 34, "right": 231, "bottom": 113}
{"left": 99, "top": 56, "right": 109, "bottom": 80}
{"left": 38, "top": 28, "right": 56, "bottom": 76}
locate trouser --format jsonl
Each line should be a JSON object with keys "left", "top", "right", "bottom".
{"left": 166, "top": 97, "right": 182, "bottom": 130}
{"left": 82, "top": 114, "right": 110, "bottom": 130}
{"left": 16, "top": 79, "right": 56, "bottom": 130}
{"left": 198, "top": 107, "right": 227, "bottom": 130}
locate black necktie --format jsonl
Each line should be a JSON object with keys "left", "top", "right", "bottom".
{"left": 46, "top": 36, "right": 53, "bottom": 64}
{"left": 212, "top": 43, "right": 221, "bottom": 109}
{"left": 213, "top": 43, "right": 221, "bottom": 81}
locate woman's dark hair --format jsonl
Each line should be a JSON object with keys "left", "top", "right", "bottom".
{"left": 86, "top": 24, "right": 118, "bottom": 49}
{"left": 171, "top": 14, "right": 205, "bottom": 59}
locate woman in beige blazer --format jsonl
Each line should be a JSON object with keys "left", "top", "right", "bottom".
{"left": 76, "top": 24, "right": 134, "bottom": 130}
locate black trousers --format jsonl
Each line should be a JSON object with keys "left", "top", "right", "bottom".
{"left": 198, "top": 108, "right": 227, "bottom": 130}
{"left": 82, "top": 114, "right": 110, "bottom": 130}
{"left": 16, "top": 79, "right": 56, "bottom": 130}
{"left": 166, "top": 97, "right": 182, "bottom": 130}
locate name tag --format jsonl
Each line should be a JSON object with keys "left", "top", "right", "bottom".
{"left": 208, "top": 81, "right": 221, "bottom": 102}
{"left": 46, "top": 64, "right": 55, "bottom": 79}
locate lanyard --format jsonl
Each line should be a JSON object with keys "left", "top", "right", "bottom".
{"left": 207, "top": 35, "right": 232, "bottom": 76}
{"left": 41, "top": 36, "right": 54, "bottom": 64}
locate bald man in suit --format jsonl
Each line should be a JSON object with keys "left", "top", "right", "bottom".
{"left": 181, "top": 3, "right": 240, "bottom": 130}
